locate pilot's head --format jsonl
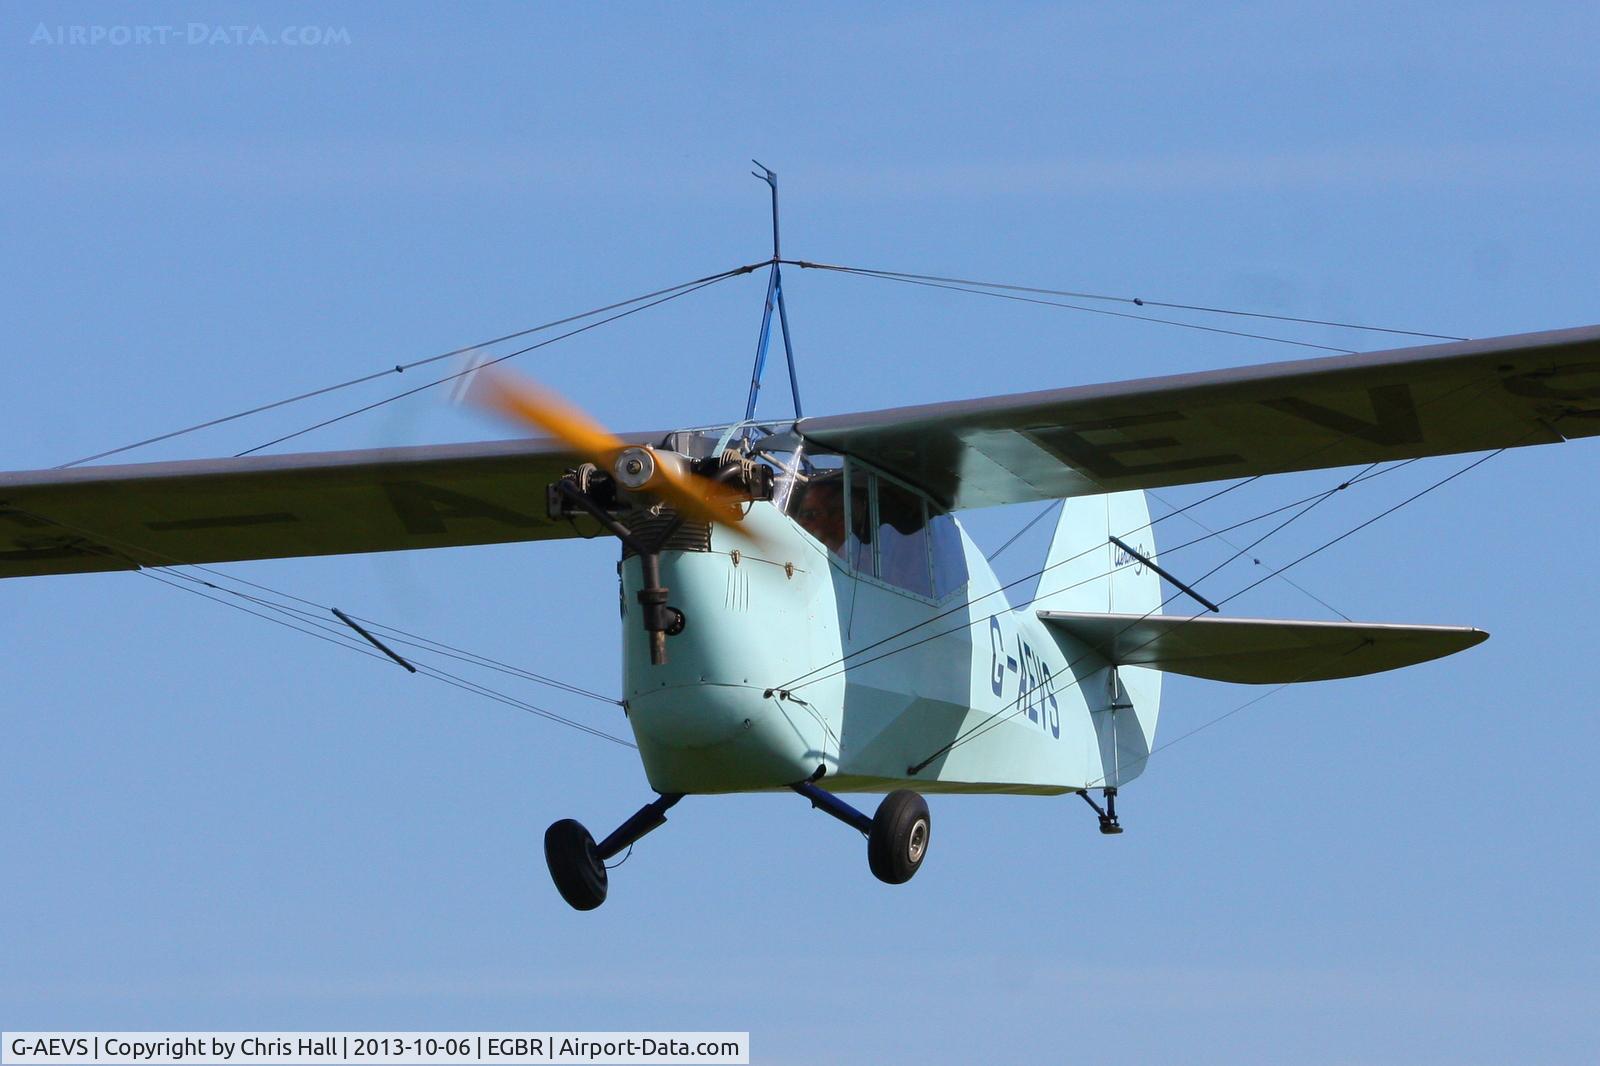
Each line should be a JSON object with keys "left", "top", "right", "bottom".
{"left": 794, "top": 475, "right": 845, "bottom": 550}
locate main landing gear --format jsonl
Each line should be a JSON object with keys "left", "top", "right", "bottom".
{"left": 791, "top": 779, "right": 931, "bottom": 885}
{"left": 544, "top": 782, "right": 932, "bottom": 910}
{"left": 543, "top": 793, "right": 682, "bottom": 911}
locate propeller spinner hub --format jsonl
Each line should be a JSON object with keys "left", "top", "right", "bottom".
{"left": 613, "top": 446, "right": 658, "bottom": 491}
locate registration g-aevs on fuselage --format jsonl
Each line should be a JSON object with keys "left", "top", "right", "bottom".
{"left": 2, "top": 323, "right": 1597, "bottom": 911}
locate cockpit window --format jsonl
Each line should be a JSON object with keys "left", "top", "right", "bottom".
{"left": 769, "top": 439, "right": 965, "bottom": 598}
{"left": 847, "top": 465, "right": 874, "bottom": 575}
{"left": 929, "top": 510, "right": 968, "bottom": 598}
{"left": 876, "top": 478, "right": 934, "bottom": 597}
{"left": 785, "top": 455, "right": 847, "bottom": 556}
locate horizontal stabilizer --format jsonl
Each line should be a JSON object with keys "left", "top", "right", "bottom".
{"left": 1038, "top": 611, "right": 1488, "bottom": 684}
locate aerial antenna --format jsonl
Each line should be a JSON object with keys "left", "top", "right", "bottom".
{"left": 743, "top": 160, "right": 804, "bottom": 424}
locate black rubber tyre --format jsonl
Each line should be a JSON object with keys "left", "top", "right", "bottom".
{"left": 544, "top": 819, "right": 608, "bottom": 911}
{"left": 868, "top": 790, "right": 931, "bottom": 885}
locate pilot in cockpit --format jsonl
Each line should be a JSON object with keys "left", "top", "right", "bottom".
{"left": 791, "top": 472, "right": 846, "bottom": 555}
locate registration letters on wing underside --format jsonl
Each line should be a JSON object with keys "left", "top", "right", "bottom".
{"left": 0, "top": 437, "right": 625, "bottom": 578}
{"left": 797, "top": 325, "right": 1600, "bottom": 508}
{"left": 4, "top": 324, "right": 1597, "bottom": 577}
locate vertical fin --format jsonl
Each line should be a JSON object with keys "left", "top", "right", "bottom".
{"left": 1035, "top": 490, "right": 1164, "bottom": 784}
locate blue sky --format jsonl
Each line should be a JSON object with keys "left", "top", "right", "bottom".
{"left": 3, "top": 4, "right": 1597, "bottom": 1063}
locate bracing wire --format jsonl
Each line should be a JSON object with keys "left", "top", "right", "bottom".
{"left": 775, "top": 460, "right": 1411, "bottom": 697}
{"left": 138, "top": 569, "right": 390, "bottom": 664}
{"left": 910, "top": 439, "right": 1526, "bottom": 771}
{"left": 785, "top": 260, "right": 1465, "bottom": 342}
{"left": 915, "top": 462, "right": 1379, "bottom": 765}
{"left": 145, "top": 565, "right": 636, "bottom": 748}
{"left": 12, "top": 502, "right": 635, "bottom": 748}
{"left": 803, "top": 265, "right": 1358, "bottom": 353}
{"left": 157, "top": 567, "right": 622, "bottom": 709}
{"left": 987, "top": 500, "right": 1063, "bottom": 562}
{"left": 60, "top": 261, "right": 765, "bottom": 469}
{"left": 154, "top": 561, "right": 620, "bottom": 707}
{"left": 234, "top": 269, "right": 749, "bottom": 457}
{"left": 344, "top": 619, "right": 622, "bottom": 707}
{"left": 21, "top": 260, "right": 780, "bottom": 748}
{"left": 771, "top": 475, "right": 1268, "bottom": 693}
{"left": 1177, "top": 460, "right": 1384, "bottom": 597}
{"left": 1146, "top": 489, "right": 1352, "bottom": 621}
{"left": 803, "top": 458, "right": 1390, "bottom": 709}
{"left": 1217, "top": 447, "right": 1513, "bottom": 607}
{"left": 778, "top": 371, "right": 1502, "bottom": 693}
{"left": 1080, "top": 640, "right": 1374, "bottom": 790}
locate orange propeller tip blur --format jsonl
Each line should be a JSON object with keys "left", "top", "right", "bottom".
{"left": 465, "top": 368, "right": 770, "bottom": 547}
{"left": 466, "top": 368, "right": 624, "bottom": 460}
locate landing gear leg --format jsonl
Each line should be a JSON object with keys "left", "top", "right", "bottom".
{"left": 1079, "top": 787, "right": 1123, "bottom": 835}
{"left": 544, "top": 793, "right": 683, "bottom": 911}
{"left": 791, "top": 779, "right": 932, "bottom": 885}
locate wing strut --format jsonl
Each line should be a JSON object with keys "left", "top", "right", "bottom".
{"left": 331, "top": 607, "right": 418, "bottom": 673}
{"left": 1109, "top": 534, "right": 1220, "bottom": 613}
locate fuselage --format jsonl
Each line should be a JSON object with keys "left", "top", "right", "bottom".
{"left": 620, "top": 495, "right": 1142, "bottom": 796}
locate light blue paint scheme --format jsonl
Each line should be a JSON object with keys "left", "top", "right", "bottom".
{"left": 1035, "top": 490, "right": 1164, "bottom": 788}
{"left": 620, "top": 473, "right": 1159, "bottom": 797}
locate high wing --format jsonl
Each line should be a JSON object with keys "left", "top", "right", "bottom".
{"left": 798, "top": 325, "right": 1600, "bottom": 508}
{"left": 1039, "top": 612, "right": 1488, "bottom": 684}
{"left": 9, "top": 324, "right": 1598, "bottom": 578}
{"left": 0, "top": 437, "right": 649, "bottom": 579}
